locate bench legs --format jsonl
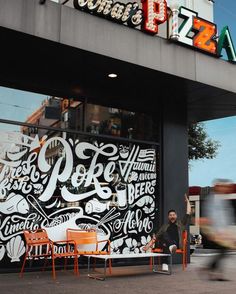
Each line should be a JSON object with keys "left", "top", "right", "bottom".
{"left": 88, "top": 257, "right": 108, "bottom": 281}
{"left": 152, "top": 255, "right": 172, "bottom": 275}
{"left": 88, "top": 255, "right": 172, "bottom": 280}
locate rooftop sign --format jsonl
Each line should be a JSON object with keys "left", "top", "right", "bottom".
{"left": 61, "top": 0, "right": 236, "bottom": 62}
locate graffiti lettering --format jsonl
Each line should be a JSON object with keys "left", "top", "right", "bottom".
{"left": 0, "top": 176, "right": 32, "bottom": 197}
{"left": 61, "top": 142, "right": 117, "bottom": 201}
{"left": 38, "top": 137, "right": 73, "bottom": 202}
{"left": 0, "top": 134, "right": 158, "bottom": 266}
{"left": 138, "top": 172, "right": 156, "bottom": 181}
{"left": 133, "top": 162, "right": 155, "bottom": 171}
{"left": 127, "top": 182, "right": 155, "bottom": 205}
{"left": 113, "top": 209, "right": 153, "bottom": 235}
{"left": 0, "top": 214, "right": 41, "bottom": 241}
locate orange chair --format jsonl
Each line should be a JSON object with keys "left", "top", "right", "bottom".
{"left": 67, "top": 229, "right": 111, "bottom": 274}
{"left": 20, "top": 229, "right": 79, "bottom": 279}
{"left": 150, "top": 230, "right": 188, "bottom": 270}
{"left": 176, "top": 230, "right": 188, "bottom": 270}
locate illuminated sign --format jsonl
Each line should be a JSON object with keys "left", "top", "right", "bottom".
{"left": 61, "top": 0, "right": 236, "bottom": 62}
{"left": 175, "top": 7, "right": 217, "bottom": 55}
{"left": 141, "top": 0, "right": 167, "bottom": 34}
{"left": 72, "top": 0, "right": 143, "bottom": 27}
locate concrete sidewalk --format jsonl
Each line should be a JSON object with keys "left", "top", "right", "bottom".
{"left": 1, "top": 255, "right": 236, "bottom": 294}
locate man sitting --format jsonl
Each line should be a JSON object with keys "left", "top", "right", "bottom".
{"left": 144, "top": 194, "right": 191, "bottom": 271}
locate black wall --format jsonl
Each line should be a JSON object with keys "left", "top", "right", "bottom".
{"left": 162, "top": 95, "right": 188, "bottom": 221}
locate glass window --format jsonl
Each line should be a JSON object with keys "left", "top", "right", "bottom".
{"left": 85, "top": 104, "right": 159, "bottom": 141}
{"left": 0, "top": 122, "right": 158, "bottom": 269}
{"left": 0, "top": 84, "right": 160, "bottom": 270}
{"left": 0, "top": 87, "right": 46, "bottom": 127}
{"left": 0, "top": 86, "right": 159, "bottom": 141}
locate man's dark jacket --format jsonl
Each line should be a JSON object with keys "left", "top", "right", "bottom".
{"left": 155, "top": 214, "right": 191, "bottom": 248}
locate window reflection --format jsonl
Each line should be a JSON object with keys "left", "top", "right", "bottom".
{"left": 85, "top": 104, "right": 159, "bottom": 141}
{"left": 0, "top": 87, "right": 159, "bottom": 141}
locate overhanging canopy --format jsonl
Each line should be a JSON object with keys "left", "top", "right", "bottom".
{"left": 0, "top": 0, "right": 236, "bottom": 122}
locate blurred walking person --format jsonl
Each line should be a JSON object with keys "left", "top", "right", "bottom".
{"left": 201, "top": 179, "right": 235, "bottom": 281}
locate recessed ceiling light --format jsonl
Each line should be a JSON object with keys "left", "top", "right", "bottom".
{"left": 108, "top": 73, "right": 118, "bottom": 78}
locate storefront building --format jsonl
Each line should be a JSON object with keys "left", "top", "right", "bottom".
{"left": 0, "top": 0, "right": 236, "bottom": 271}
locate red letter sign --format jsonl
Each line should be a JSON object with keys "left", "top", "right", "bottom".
{"left": 142, "top": 0, "right": 167, "bottom": 34}
{"left": 193, "top": 17, "right": 217, "bottom": 54}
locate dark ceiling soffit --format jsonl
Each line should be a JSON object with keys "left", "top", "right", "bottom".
{"left": 0, "top": 26, "right": 236, "bottom": 122}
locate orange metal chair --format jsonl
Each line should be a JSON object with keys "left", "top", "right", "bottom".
{"left": 150, "top": 230, "right": 188, "bottom": 270}
{"left": 176, "top": 230, "right": 188, "bottom": 270}
{"left": 66, "top": 229, "right": 111, "bottom": 274}
{"left": 20, "top": 229, "right": 79, "bottom": 279}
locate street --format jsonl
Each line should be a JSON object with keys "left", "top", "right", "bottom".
{"left": 1, "top": 253, "right": 236, "bottom": 294}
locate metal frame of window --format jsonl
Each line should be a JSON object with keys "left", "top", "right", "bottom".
{"left": 0, "top": 118, "right": 160, "bottom": 147}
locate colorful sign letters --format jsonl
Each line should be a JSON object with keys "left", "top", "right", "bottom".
{"left": 62, "top": 0, "right": 236, "bottom": 62}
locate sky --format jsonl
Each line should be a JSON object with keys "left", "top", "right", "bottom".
{"left": 0, "top": 87, "right": 46, "bottom": 131}
{"left": 189, "top": 0, "right": 236, "bottom": 187}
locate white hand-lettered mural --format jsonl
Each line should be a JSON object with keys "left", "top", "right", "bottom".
{"left": 0, "top": 132, "right": 158, "bottom": 267}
